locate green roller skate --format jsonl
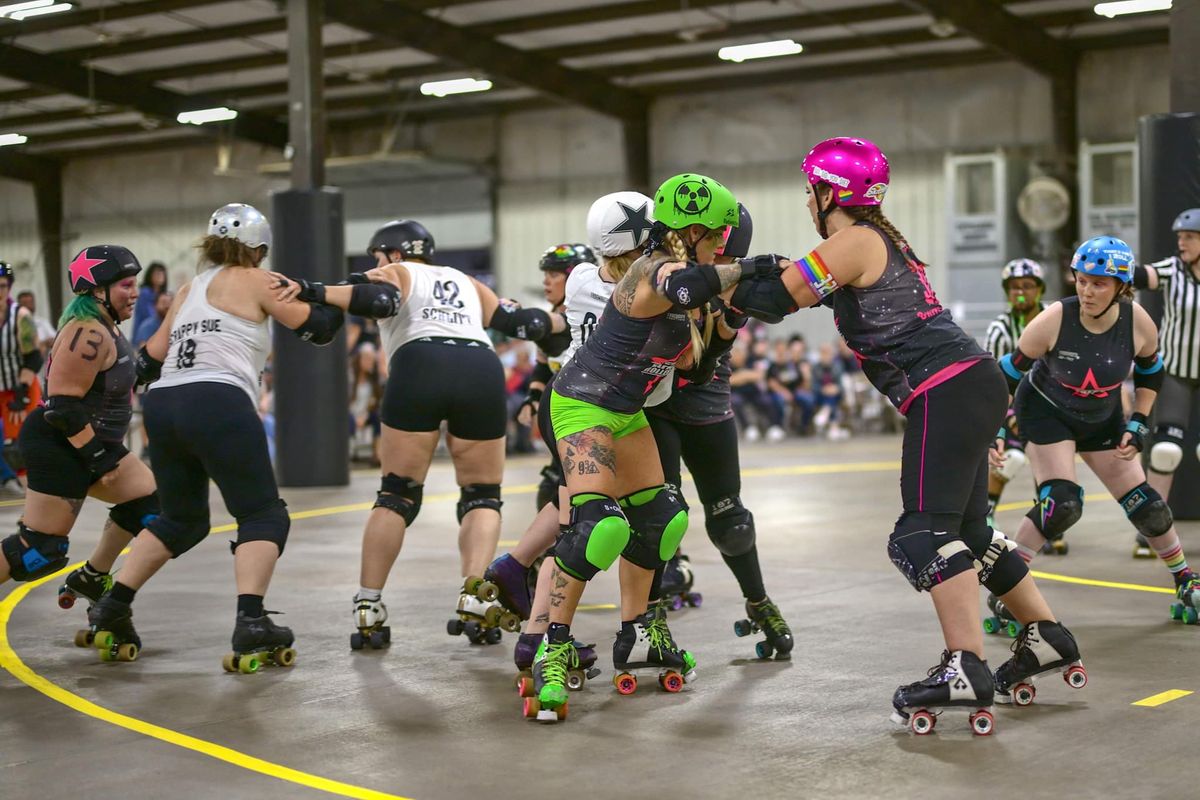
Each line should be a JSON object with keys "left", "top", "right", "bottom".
{"left": 522, "top": 623, "right": 576, "bottom": 723}
{"left": 1170, "top": 570, "right": 1200, "bottom": 625}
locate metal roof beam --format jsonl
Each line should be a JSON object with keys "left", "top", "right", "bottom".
{"left": 0, "top": 0, "right": 225, "bottom": 37}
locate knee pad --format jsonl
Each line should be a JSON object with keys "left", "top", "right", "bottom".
{"left": 1026, "top": 479, "right": 1083, "bottom": 541}
{"left": 994, "top": 448, "right": 1027, "bottom": 482}
{"left": 886, "top": 512, "right": 974, "bottom": 592}
{"left": 374, "top": 474, "right": 423, "bottom": 525}
{"left": 536, "top": 465, "right": 561, "bottom": 510}
{"left": 554, "top": 493, "right": 630, "bottom": 581}
{"left": 231, "top": 499, "right": 290, "bottom": 555}
{"left": 108, "top": 492, "right": 160, "bottom": 534}
{"left": 147, "top": 514, "right": 210, "bottom": 558}
{"left": 1120, "top": 483, "right": 1174, "bottom": 539}
{"left": 2, "top": 523, "right": 68, "bottom": 581}
{"left": 974, "top": 530, "right": 1029, "bottom": 596}
{"left": 1150, "top": 425, "right": 1185, "bottom": 473}
{"left": 619, "top": 486, "right": 689, "bottom": 569}
{"left": 457, "top": 483, "right": 502, "bottom": 524}
{"left": 705, "top": 495, "right": 756, "bottom": 557}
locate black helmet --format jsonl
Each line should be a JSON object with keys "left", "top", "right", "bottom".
{"left": 0, "top": 261, "right": 13, "bottom": 285}
{"left": 539, "top": 243, "right": 595, "bottom": 274}
{"left": 367, "top": 219, "right": 435, "bottom": 261}
{"left": 69, "top": 245, "right": 142, "bottom": 294}
{"left": 719, "top": 203, "right": 753, "bottom": 259}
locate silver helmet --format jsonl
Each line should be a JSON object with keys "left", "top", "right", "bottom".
{"left": 1000, "top": 257, "right": 1045, "bottom": 288}
{"left": 1172, "top": 208, "right": 1200, "bottom": 234}
{"left": 586, "top": 191, "right": 654, "bottom": 257}
{"left": 208, "top": 203, "right": 271, "bottom": 251}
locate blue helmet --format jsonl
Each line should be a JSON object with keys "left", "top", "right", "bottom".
{"left": 1070, "top": 236, "right": 1134, "bottom": 284}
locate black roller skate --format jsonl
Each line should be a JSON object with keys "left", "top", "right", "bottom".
{"left": 522, "top": 624, "right": 576, "bottom": 723}
{"left": 612, "top": 602, "right": 697, "bottom": 696}
{"left": 982, "top": 592, "right": 1023, "bottom": 638}
{"left": 1039, "top": 538, "right": 1068, "bottom": 556}
{"left": 1133, "top": 534, "right": 1155, "bottom": 559}
{"left": 993, "top": 620, "right": 1087, "bottom": 706}
{"left": 85, "top": 595, "right": 141, "bottom": 663}
{"left": 661, "top": 553, "right": 702, "bottom": 611}
{"left": 59, "top": 565, "right": 113, "bottom": 612}
{"left": 483, "top": 554, "right": 532, "bottom": 621}
{"left": 733, "top": 596, "right": 794, "bottom": 660}
{"left": 891, "top": 650, "right": 995, "bottom": 736}
{"left": 447, "top": 576, "right": 519, "bottom": 644}
{"left": 515, "top": 631, "right": 599, "bottom": 697}
{"left": 223, "top": 611, "right": 296, "bottom": 674}
{"left": 350, "top": 593, "right": 390, "bottom": 650}
{"left": 1170, "top": 570, "right": 1200, "bottom": 625}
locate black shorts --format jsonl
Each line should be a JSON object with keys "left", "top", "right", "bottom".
{"left": 648, "top": 415, "right": 740, "bottom": 512}
{"left": 18, "top": 407, "right": 99, "bottom": 499}
{"left": 538, "top": 372, "right": 564, "bottom": 484}
{"left": 1014, "top": 382, "right": 1123, "bottom": 452}
{"left": 381, "top": 339, "right": 507, "bottom": 441}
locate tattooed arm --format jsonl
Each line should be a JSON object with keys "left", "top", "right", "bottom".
{"left": 611, "top": 255, "right": 676, "bottom": 318}
{"left": 45, "top": 321, "right": 114, "bottom": 445}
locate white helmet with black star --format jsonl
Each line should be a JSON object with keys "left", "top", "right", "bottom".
{"left": 587, "top": 191, "right": 654, "bottom": 257}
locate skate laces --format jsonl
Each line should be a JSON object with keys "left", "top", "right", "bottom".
{"left": 753, "top": 599, "right": 788, "bottom": 635}
{"left": 540, "top": 641, "right": 579, "bottom": 686}
{"left": 644, "top": 611, "right": 678, "bottom": 654}
{"left": 925, "top": 650, "right": 955, "bottom": 680}
{"left": 1009, "top": 623, "right": 1040, "bottom": 655}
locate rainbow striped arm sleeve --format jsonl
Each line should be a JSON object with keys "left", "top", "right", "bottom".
{"left": 793, "top": 251, "right": 840, "bottom": 300}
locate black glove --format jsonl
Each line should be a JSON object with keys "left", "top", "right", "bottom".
{"left": 292, "top": 278, "right": 327, "bottom": 304}
{"left": 515, "top": 386, "right": 543, "bottom": 422}
{"left": 345, "top": 272, "right": 370, "bottom": 285}
{"left": 738, "top": 254, "right": 785, "bottom": 280}
{"left": 135, "top": 345, "right": 163, "bottom": 391}
{"left": 7, "top": 383, "right": 28, "bottom": 412}
{"left": 78, "top": 438, "right": 128, "bottom": 481}
{"left": 1125, "top": 412, "right": 1150, "bottom": 452}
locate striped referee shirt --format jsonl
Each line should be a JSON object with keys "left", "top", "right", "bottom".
{"left": 1145, "top": 256, "right": 1200, "bottom": 380}
{"left": 0, "top": 299, "right": 23, "bottom": 391}
{"left": 983, "top": 304, "right": 1046, "bottom": 359}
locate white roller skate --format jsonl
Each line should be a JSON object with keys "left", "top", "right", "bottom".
{"left": 350, "top": 593, "right": 390, "bottom": 651}
{"left": 993, "top": 620, "right": 1087, "bottom": 706}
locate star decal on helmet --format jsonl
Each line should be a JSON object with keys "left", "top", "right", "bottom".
{"left": 69, "top": 250, "right": 106, "bottom": 288}
{"left": 609, "top": 201, "right": 652, "bottom": 242}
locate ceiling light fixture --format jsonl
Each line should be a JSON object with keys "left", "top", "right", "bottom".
{"left": 717, "top": 39, "right": 803, "bottom": 64}
{"left": 177, "top": 107, "right": 238, "bottom": 125}
{"left": 419, "top": 78, "right": 493, "bottom": 98}
{"left": 1094, "top": 0, "right": 1171, "bottom": 17}
{"left": 0, "top": 133, "right": 29, "bottom": 146}
{"left": 0, "top": 1, "right": 75, "bottom": 20}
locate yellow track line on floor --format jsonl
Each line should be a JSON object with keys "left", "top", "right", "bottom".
{"left": 1132, "top": 689, "right": 1193, "bottom": 707}
{"left": 1029, "top": 570, "right": 1176, "bottom": 595}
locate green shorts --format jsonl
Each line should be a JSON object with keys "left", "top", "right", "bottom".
{"left": 549, "top": 390, "right": 649, "bottom": 442}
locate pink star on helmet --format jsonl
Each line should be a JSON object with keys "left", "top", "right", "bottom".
{"left": 69, "top": 250, "right": 105, "bottom": 288}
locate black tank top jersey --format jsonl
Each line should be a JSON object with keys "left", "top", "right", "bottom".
{"left": 1028, "top": 297, "right": 1133, "bottom": 424}
{"left": 649, "top": 352, "right": 734, "bottom": 426}
{"left": 538, "top": 304, "right": 571, "bottom": 359}
{"left": 827, "top": 221, "right": 987, "bottom": 410}
{"left": 45, "top": 323, "right": 136, "bottom": 444}
{"left": 554, "top": 262, "right": 693, "bottom": 414}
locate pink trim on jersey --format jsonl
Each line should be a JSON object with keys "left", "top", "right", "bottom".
{"left": 898, "top": 356, "right": 987, "bottom": 416}
{"left": 919, "top": 394, "right": 929, "bottom": 510}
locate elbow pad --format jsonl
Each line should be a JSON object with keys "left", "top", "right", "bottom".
{"left": 21, "top": 349, "right": 43, "bottom": 374}
{"left": 135, "top": 345, "right": 163, "bottom": 387}
{"left": 729, "top": 272, "right": 798, "bottom": 324}
{"left": 659, "top": 262, "right": 722, "bottom": 309}
{"left": 43, "top": 395, "right": 91, "bottom": 438}
{"left": 490, "top": 305, "right": 551, "bottom": 341}
{"left": 1132, "top": 267, "right": 1150, "bottom": 290}
{"left": 1133, "top": 352, "right": 1164, "bottom": 392}
{"left": 998, "top": 348, "right": 1035, "bottom": 393}
{"left": 295, "top": 303, "right": 345, "bottom": 346}
{"left": 348, "top": 283, "right": 401, "bottom": 319}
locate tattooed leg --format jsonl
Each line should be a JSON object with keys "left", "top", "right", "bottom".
{"left": 546, "top": 561, "right": 586, "bottom": 626}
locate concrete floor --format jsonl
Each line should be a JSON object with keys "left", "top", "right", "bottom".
{"left": 1, "top": 434, "right": 1197, "bottom": 800}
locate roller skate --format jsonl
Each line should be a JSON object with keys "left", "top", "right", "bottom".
{"left": 84, "top": 595, "right": 141, "bottom": 663}
{"left": 612, "top": 602, "right": 697, "bottom": 695}
{"left": 223, "top": 611, "right": 296, "bottom": 674}
{"left": 891, "top": 650, "right": 995, "bottom": 736}
{"left": 350, "top": 593, "right": 390, "bottom": 650}
{"left": 660, "top": 553, "right": 702, "bottom": 611}
{"left": 447, "top": 576, "right": 519, "bottom": 645}
{"left": 1133, "top": 534, "right": 1155, "bottom": 559}
{"left": 993, "top": 620, "right": 1087, "bottom": 706}
{"left": 515, "top": 631, "right": 599, "bottom": 696}
{"left": 733, "top": 595, "right": 794, "bottom": 660}
{"left": 1169, "top": 570, "right": 1200, "bottom": 625}
{"left": 483, "top": 554, "right": 532, "bottom": 621}
{"left": 521, "top": 624, "right": 576, "bottom": 723}
{"left": 58, "top": 564, "right": 113, "bottom": 612}
{"left": 1039, "top": 538, "right": 1068, "bottom": 556}
{"left": 982, "top": 592, "right": 1023, "bottom": 638}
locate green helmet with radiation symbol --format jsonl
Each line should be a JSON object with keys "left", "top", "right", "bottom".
{"left": 653, "top": 173, "right": 739, "bottom": 231}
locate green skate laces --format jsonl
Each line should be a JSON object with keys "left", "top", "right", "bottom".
{"left": 540, "top": 641, "right": 580, "bottom": 687}
{"left": 644, "top": 611, "right": 679, "bottom": 655}
{"left": 752, "top": 599, "right": 788, "bottom": 636}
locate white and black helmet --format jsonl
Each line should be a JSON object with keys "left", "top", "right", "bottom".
{"left": 368, "top": 219, "right": 435, "bottom": 261}
{"left": 1172, "top": 208, "right": 1200, "bottom": 234}
{"left": 586, "top": 191, "right": 655, "bottom": 257}
{"left": 1001, "top": 258, "right": 1045, "bottom": 289}
{"left": 208, "top": 203, "right": 271, "bottom": 251}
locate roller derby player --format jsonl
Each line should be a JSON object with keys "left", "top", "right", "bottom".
{"left": 0, "top": 247, "right": 160, "bottom": 663}
{"left": 727, "top": 137, "right": 1081, "bottom": 732}
{"left": 646, "top": 203, "right": 794, "bottom": 660}
{"left": 996, "top": 236, "right": 1200, "bottom": 626}
{"left": 94, "top": 204, "right": 340, "bottom": 672}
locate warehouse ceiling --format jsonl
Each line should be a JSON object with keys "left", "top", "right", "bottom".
{"left": 0, "top": 0, "right": 1170, "bottom": 161}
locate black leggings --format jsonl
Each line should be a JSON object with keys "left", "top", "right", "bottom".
{"left": 648, "top": 413, "right": 766, "bottom": 601}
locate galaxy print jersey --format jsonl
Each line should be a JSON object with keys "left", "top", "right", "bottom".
{"left": 1028, "top": 297, "right": 1133, "bottom": 423}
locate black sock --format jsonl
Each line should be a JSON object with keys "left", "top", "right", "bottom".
{"left": 237, "top": 594, "right": 264, "bottom": 618}
{"left": 110, "top": 581, "right": 137, "bottom": 604}
{"left": 648, "top": 562, "right": 665, "bottom": 603}
{"left": 724, "top": 547, "right": 767, "bottom": 604}
{"left": 82, "top": 561, "right": 104, "bottom": 577}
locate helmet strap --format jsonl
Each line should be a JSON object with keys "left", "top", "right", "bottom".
{"left": 101, "top": 285, "right": 120, "bottom": 323}
{"left": 813, "top": 187, "right": 836, "bottom": 240}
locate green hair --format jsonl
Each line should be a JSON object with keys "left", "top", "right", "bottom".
{"left": 58, "top": 294, "right": 104, "bottom": 328}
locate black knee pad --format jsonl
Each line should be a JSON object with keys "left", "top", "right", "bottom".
{"left": 457, "top": 483, "right": 502, "bottom": 524}
{"left": 554, "top": 494, "right": 630, "bottom": 581}
{"left": 231, "top": 498, "right": 290, "bottom": 555}
{"left": 147, "top": 514, "right": 210, "bottom": 558}
{"left": 374, "top": 474, "right": 423, "bottom": 525}
{"left": 3, "top": 441, "right": 24, "bottom": 471}
{"left": 974, "top": 530, "right": 1029, "bottom": 596}
{"left": 1120, "top": 483, "right": 1174, "bottom": 539}
{"left": 108, "top": 492, "right": 160, "bottom": 534}
{"left": 705, "top": 495, "right": 755, "bottom": 557}
{"left": 619, "top": 486, "right": 689, "bottom": 569}
{"left": 1026, "top": 479, "right": 1083, "bottom": 541}
{"left": 2, "top": 523, "right": 69, "bottom": 581}
{"left": 886, "top": 512, "right": 974, "bottom": 592}
{"left": 537, "top": 465, "right": 562, "bottom": 510}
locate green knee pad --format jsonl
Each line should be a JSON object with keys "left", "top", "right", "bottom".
{"left": 620, "top": 486, "right": 689, "bottom": 569}
{"left": 555, "top": 493, "right": 630, "bottom": 580}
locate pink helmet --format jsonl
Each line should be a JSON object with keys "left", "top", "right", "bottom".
{"left": 801, "top": 137, "right": 890, "bottom": 207}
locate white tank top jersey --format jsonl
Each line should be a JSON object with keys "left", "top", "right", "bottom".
{"left": 152, "top": 267, "right": 271, "bottom": 404}
{"left": 379, "top": 261, "right": 492, "bottom": 360}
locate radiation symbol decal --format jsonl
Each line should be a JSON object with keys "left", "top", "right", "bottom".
{"left": 674, "top": 180, "right": 712, "bottom": 217}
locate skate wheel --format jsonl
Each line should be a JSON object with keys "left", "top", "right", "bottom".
{"left": 500, "top": 612, "right": 521, "bottom": 633}
{"left": 93, "top": 630, "right": 115, "bottom": 650}
{"left": 1063, "top": 664, "right": 1087, "bottom": 689}
{"left": 463, "top": 621, "right": 481, "bottom": 641}
{"left": 475, "top": 580, "right": 499, "bottom": 603}
{"left": 381, "top": 626, "right": 391, "bottom": 644}
{"left": 689, "top": 593, "right": 703, "bottom": 608}
{"left": 517, "top": 676, "right": 535, "bottom": 698}
{"left": 555, "top": 702, "right": 568, "bottom": 721}
{"left": 733, "top": 619, "right": 752, "bottom": 637}
{"left": 659, "top": 671, "right": 684, "bottom": 693}
{"left": 1055, "top": 542, "right": 1068, "bottom": 555}
{"left": 58, "top": 590, "right": 76, "bottom": 610}
{"left": 274, "top": 647, "right": 296, "bottom": 667}
{"left": 447, "top": 619, "right": 464, "bottom": 637}
{"left": 350, "top": 632, "right": 364, "bottom": 651}
{"left": 522, "top": 697, "right": 541, "bottom": 719}
{"left": 614, "top": 673, "right": 637, "bottom": 695}
{"left": 222, "top": 654, "right": 237, "bottom": 672}
{"left": 970, "top": 709, "right": 994, "bottom": 736}
{"left": 1170, "top": 603, "right": 1183, "bottom": 621}
{"left": 1185, "top": 607, "right": 1199, "bottom": 625}
{"left": 567, "top": 670, "right": 585, "bottom": 691}
{"left": 74, "top": 630, "right": 93, "bottom": 648}
{"left": 238, "top": 654, "right": 261, "bottom": 674}
{"left": 485, "top": 627, "right": 502, "bottom": 645}
{"left": 1013, "top": 683, "right": 1036, "bottom": 706}
{"left": 99, "top": 648, "right": 115, "bottom": 662}
{"left": 1004, "top": 621, "right": 1021, "bottom": 639}
{"left": 369, "top": 630, "right": 385, "bottom": 649}
{"left": 483, "top": 605, "right": 502, "bottom": 626}
{"left": 910, "top": 710, "right": 936, "bottom": 735}
{"left": 982, "top": 617, "right": 998, "bottom": 635}
{"left": 755, "top": 640, "right": 774, "bottom": 660}
{"left": 670, "top": 596, "right": 684, "bottom": 612}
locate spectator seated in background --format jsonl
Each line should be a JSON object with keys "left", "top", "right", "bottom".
{"left": 730, "top": 340, "right": 786, "bottom": 442}
{"left": 812, "top": 341, "right": 848, "bottom": 440}
{"left": 133, "top": 290, "right": 172, "bottom": 347}
{"left": 349, "top": 342, "right": 383, "bottom": 465}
